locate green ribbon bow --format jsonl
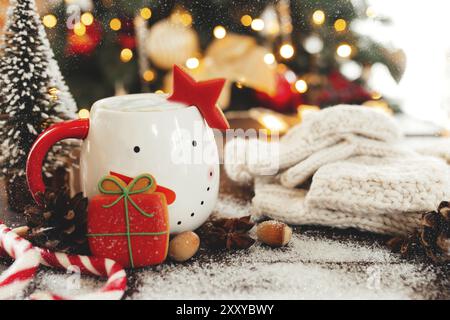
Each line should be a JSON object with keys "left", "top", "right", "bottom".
{"left": 87, "top": 173, "right": 167, "bottom": 268}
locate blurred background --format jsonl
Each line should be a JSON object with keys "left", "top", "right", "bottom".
{"left": 0, "top": 0, "right": 449, "bottom": 128}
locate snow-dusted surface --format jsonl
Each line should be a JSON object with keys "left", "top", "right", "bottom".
{"left": 13, "top": 227, "right": 443, "bottom": 300}
{"left": 0, "top": 195, "right": 444, "bottom": 300}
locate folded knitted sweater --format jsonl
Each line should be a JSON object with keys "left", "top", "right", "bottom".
{"left": 251, "top": 156, "right": 450, "bottom": 235}
{"left": 225, "top": 105, "right": 411, "bottom": 187}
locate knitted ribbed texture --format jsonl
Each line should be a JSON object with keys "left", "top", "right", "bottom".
{"left": 252, "top": 173, "right": 426, "bottom": 236}
{"left": 281, "top": 135, "right": 415, "bottom": 188}
{"left": 225, "top": 105, "right": 406, "bottom": 187}
{"left": 224, "top": 105, "right": 450, "bottom": 235}
{"left": 307, "top": 155, "right": 450, "bottom": 214}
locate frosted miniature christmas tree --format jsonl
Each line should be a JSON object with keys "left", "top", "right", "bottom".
{"left": 0, "top": 0, "right": 77, "bottom": 211}
{"left": 38, "top": 21, "right": 77, "bottom": 119}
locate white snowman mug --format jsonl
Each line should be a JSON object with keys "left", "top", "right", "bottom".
{"left": 26, "top": 93, "right": 221, "bottom": 233}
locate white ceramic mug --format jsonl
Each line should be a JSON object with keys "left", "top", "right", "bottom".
{"left": 26, "top": 93, "right": 220, "bottom": 233}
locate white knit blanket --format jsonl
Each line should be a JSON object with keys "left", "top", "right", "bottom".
{"left": 252, "top": 156, "right": 450, "bottom": 235}
{"left": 225, "top": 105, "right": 450, "bottom": 235}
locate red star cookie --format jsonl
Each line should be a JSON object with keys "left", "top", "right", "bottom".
{"left": 168, "top": 65, "right": 230, "bottom": 130}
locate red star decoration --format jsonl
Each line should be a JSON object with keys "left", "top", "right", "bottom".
{"left": 168, "top": 65, "right": 229, "bottom": 130}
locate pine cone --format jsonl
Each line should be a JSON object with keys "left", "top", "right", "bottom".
{"left": 24, "top": 189, "right": 89, "bottom": 254}
{"left": 388, "top": 201, "right": 450, "bottom": 264}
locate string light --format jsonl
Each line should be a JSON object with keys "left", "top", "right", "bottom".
{"left": 186, "top": 57, "right": 200, "bottom": 69}
{"left": 143, "top": 70, "right": 155, "bottom": 82}
{"left": 120, "top": 48, "right": 133, "bottom": 62}
{"left": 241, "top": 14, "right": 252, "bottom": 27}
{"left": 295, "top": 79, "right": 308, "bottom": 93}
{"left": 371, "top": 91, "right": 382, "bottom": 100}
{"left": 259, "top": 114, "right": 288, "bottom": 133}
{"left": 171, "top": 10, "right": 193, "bottom": 27}
{"left": 73, "top": 23, "right": 86, "bottom": 36}
{"left": 78, "top": 109, "right": 90, "bottom": 119}
{"left": 140, "top": 7, "right": 152, "bottom": 20}
{"left": 336, "top": 43, "right": 352, "bottom": 58}
{"left": 312, "top": 10, "right": 325, "bottom": 25}
{"left": 298, "top": 105, "right": 320, "bottom": 121}
{"left": 110, "top": 18, "right": 122, "bottom": 31}
{"left": 81, "top": 12, "right": 94, "bottom": 26}
{"left": 303, "top": 35, "right": 324, "bottom": 54}
{"left": 340, "top": 60, "right": 362, "bottom": 80}
{"left": 334, "top": 19, "right": 347, "bottom": 32}
{"left": 284, "top": 70, "right": 297, "bottom": 83}
{"left": 213, "top": 25, "right": 227, "bottom": 39}
{"left": 279, "top": 43, "right": 295, "bottom": 59}
{"left": 263, "top": 53, "right": 276, "bottom": 65}
{"left": 366, "top": 6, "right": 376, "bottom": 18}
{"left": 251, "top": 18, "right": 265, "bottom": 31}
{"left": 48, "top": 87, "right": 59, "bottom": 101}
{"left": 43, "top": 14, "right": 57, "bottom": 29}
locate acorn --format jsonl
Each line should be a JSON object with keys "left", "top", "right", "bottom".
{"left": 169, "top": 231, "right": 200, "bottom": 262}
{"left": 256, "top": 221, "right": 292, "bottom": 247}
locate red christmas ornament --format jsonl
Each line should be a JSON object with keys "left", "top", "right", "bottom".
{"left": 118, "top": 34, "right": 136, "bottom": 50}
{"left": 117, "top": 17, "right": 136, "bottom": 49}
{"left": 168, "top": 65, "right": 229, "bottom": 130}
{"left": 254, "top": 73, "right": 303, "bottom": 113}
{"left": 66, "top": 21, "right": 102, "bottom": 56}
{"left": 87, "top": 174, "right": 170, "bottom": 268}
{"left": 313, "top": 71, "right": 372, "bottom": 106}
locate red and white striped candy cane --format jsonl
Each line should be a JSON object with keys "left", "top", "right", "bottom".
{"left": 0, "top": 223, "right": 127, "bottom": 300}
{"left": 31, "top": 249, "right": 127, "bottom": 300}
{"left": 0, "top": 224, "right": 40, "bottom": 299}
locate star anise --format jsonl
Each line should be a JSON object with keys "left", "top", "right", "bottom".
{"left": 198, "top": 216, "right": 255, "bottom": 250}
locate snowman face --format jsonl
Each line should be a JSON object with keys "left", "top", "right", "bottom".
{"left": 80, "top": 94, "right": 220, "bottom": 233}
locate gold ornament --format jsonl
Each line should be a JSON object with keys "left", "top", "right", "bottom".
{"left": 164, "top": 34, "right": 277, "bottom": 110}
{"left": 146, "top": 18, "right": 200, "bottom": 70}
{"left": 205, "top": 34, "right": 277, "bottom": 96}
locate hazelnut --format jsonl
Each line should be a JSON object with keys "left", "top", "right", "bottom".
{"left": 169, "top": 231, "right": 200, "bottom": 262}
{"left": 256, "top": 220, "right": 292, "bottom": 247}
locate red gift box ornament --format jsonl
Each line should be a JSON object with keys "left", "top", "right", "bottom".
{"left": 87, "top": 174, "right": 170, "bottom": 268}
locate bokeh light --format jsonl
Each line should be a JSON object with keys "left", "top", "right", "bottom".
{"left": 251, "top": 18, "right": 265, "bottom": 31}
{"left": 241, "top": 15, "right": 253, "bottom": 27}
{"left": 280, "top": 43, "right": 295, "bottom": 59}
{"left": 140, "top": 7, "right": 152, "bottom": 20}
{"left": 43, "top": 14, "right": 57, "bottom": 29}
{"left": 78, "top": 109, "right": 90, "bottom": 119}
{"left": 120, "top": 48, "right": 133, "bottom": 62}
{"left": 186, "top": 57, "right": 200, "bottom": 69}
{"left": 213, "top": 26, "right": 227, "bottom": 39}
{"left": 312, "top": 10, "right": 325, "bottom": 25}
{"left": 143, "top": 70, "right": 155, "bottom": 82}
{"left": 81, "top": 12, "right": 94, "bottom": 26}
{"left": 334, "top": 19, "right": 347, "bottom": 32}
{"left": 73, "top": 23, "right": 86, "bottom": 36}
{"left": 295, "top": 79, "right": 308, "bottom": 93}
{"left": 336, "top": 43, "right": 352, "bottom": 58}
{"left": 264, "top": 53, "right": 276, "bottom": 65}
{"left": 110, "top": 18, "right": 122, "bottom": 31}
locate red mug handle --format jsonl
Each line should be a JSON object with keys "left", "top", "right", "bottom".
{"left": 26, "top": 118, "right": 90, "bottom": 205}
